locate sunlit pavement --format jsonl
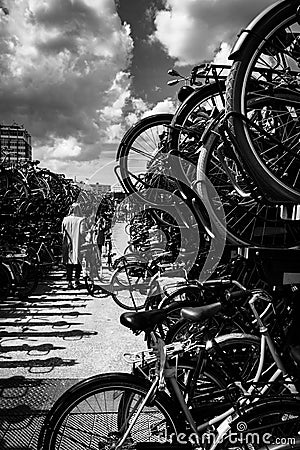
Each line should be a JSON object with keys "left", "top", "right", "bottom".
{"left": 0, "top": 221, "right": 146, "bottom": 449}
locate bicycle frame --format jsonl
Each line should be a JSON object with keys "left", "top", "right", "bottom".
{"left": 120, "top": 290, "right": 299, "bottom": 449}
{"left": 36, "top": 241, "right": 56, "bottom": 266}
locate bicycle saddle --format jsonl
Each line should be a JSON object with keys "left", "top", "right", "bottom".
{"left": 181, "top": 302, "right": 222, "bottom": 322}
{"left": 120, "top": 309, "right": 168, "bottom": 332}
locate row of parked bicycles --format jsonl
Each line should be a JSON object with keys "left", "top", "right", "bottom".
{"left": 0, "top": 155, "right": 85, "bottom": 300}
{"left": 38, "top": 1, "right": 300, "bottom": 449}
{"left": 0, "top": 153, "right": 80, "bottom": 219}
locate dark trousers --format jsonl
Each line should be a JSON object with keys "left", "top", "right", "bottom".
{"left": 66, "top": 264, "right": 82, "bottom": 282}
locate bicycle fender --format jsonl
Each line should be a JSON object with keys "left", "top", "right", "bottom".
{"left": 229, "top": 0, "right": 297, "bottom": 60}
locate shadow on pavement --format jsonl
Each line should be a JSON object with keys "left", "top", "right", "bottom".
{"left": 0, "top": 376, "right": 80, "bottom": 449}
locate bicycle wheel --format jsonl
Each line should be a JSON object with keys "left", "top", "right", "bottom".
{"left": 110, "top": 262, "right": 155, "bottom": 310}
{"left": 197, "top": 115, "right": 300, "bottom": 248}
{"left": 134, "top": 357, "right": 228, "bottom": 422}
{"left": 84, "top": 275, "right": 109, "bottom": 298}
{"left": 165, "top": 314, "right": 246, "bottom": 345}
{"left": 145, "top": 281, "right": 202, "bottom": 320}
{"left": 226, "top": 0, "right": 300, "bottom": 202}
{"left": 27, "top": 171, "right": 50, "bottom": 200}
{"left": 167, "top": 331, "right": 262, "bottom": 387}
{"left": 14, "top": 258, "right": 39, "bottom": 299}
{"left": 117, "top": 114, "right": 173, "bottom": 194}
{"left": 180, "top": 335, "right": 263, "bottom": 422}
{"left": 38, "top": 373, "right": 181, "bottom": 450}
{"left": 0, "top": 262, "right": 13, "bottom": 300}
{"left": 0, "top": 171, "right": 29, "bottom": 214}
{"left": 169, "top": 81, "right": 225, "bottom": 173}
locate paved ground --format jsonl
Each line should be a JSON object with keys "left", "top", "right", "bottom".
{"left": 0, "top": 222, "right": 146, "bottom": 449}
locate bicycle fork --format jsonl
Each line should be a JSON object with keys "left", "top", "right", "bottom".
{"left": 116, "top": 370, "right": 200, "bottom": 449}
{"left": 116, "top": 379, "right": 159, "bottom": 449}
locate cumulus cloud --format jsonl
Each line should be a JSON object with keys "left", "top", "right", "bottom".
{"left": 142, "top": 98, "right": 176, "bottom": 117}
{"left": 50, "top": 136, "right": 82, "bottom": 159}
{"left": 152, "top": 0, "right": 276, "bottom": 65}
{"left": 99, "top": 85, "right": 177, "bottom": 145}
{"left": 0, "top": 0, "right": 135, "bottom": 174}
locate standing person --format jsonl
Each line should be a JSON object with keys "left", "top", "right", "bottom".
{"left": 62, "top": 203, "right": 85, "bottom": 289}
{"left": 93, "top": 215, "right": 106, "bottom": 255}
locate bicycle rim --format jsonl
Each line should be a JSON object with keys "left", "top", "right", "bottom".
{"left": 197, "top": 116, "right": 300, "bottom": 248}
{"left": 110, "top": 263, "right": 154, "bottom": 310}
{"left": 38, "top": 373, "right": 180, "bottom": 449}
{"left": 118, "top": 114, "right": 173, "bottom": 194}
{"left": 226, "top": 3, "right": 300, "bottom": 201}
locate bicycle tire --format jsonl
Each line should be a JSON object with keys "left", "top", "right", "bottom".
{"left": 117, "top": 113, "right": 173, "bottom": 194}
{"left": 226, "top": 0, "right": 300, "bottom": 202}
{"left": 168, "top": 81, "right": 226, "bottom": 188}
{"left": 144, "top": 284, "right": 207, "bottom": 342}
{"left": 14, "top": 258, "right": 39, "bottom": 299}
{"left": 124, "top": 243, "right": 136, "bottom": 254}
{"left": 84, "top": 275, "right": 110, "bottom": 298}
{"left": 0, "top": 171, "right": 29, "bottom": 214}
{"left": 110, "top": 262, "right": 155, "bottom": 310}
{"left": 134, "top": 357, "right": 228, "bottom": 422}
{"left": 168, "top": 336, "right": 261, "bottom": 421}
{"left": 38, "top": 372, "right": 182, "bottom": 450}
{"left": 196, "top": 114, "right": 300, "bottom": 248}
{"left": 165, "top": 314, "right": 246, "bottom": 345}
{"left": 0, "top": 262, "right": 13, "bottom": 300}
{"left": 166, "top": 332, "right": 263, "bottom": 390}
{"left": 113, "top": 248, "right": 167, "bottom": 271}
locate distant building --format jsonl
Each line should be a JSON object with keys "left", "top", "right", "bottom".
{"left": 90, "top": 183, "right": 111, "bottom": 194}
{"left": 0, "top": 123, "right": 32, "bottom": 165}
{"left": 111, "top": 183, "right": 124, "bottom": 193}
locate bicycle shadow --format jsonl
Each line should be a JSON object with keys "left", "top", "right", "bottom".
{"left": 0, "top": 376, "right": 81, "bottom": 449}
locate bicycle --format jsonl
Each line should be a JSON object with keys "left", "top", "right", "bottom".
{"left": 0, "top": 149, "right": 29, "bottom": 215}
{"left": 26, "top": 232, "right": 61, "bottom": 276}
{"left": 0, "top": 252, "right": 39, "bottom": 300}
{"left": 117, "top": 64, "right": 228, "bottom": 196}
{"left": 38, "top": 285, "right": 300, "bottom": 449}
{"left": 195, "top": 110, "right": 300, "bottom": 248}
{"left": 226, "top": 0, "right": 300, "bottom": 203}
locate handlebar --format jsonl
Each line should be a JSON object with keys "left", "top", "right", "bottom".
{"left": 225, "top": 289, "right": 251, "bottom": 301}
{"left": 167, "top": 63, "right": 231, "bottom": 89}
{"left": 191, "top": 278, "right": 270, "bottom": 306}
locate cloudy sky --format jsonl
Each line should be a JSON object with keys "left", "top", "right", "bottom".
{"left": 0, "top": 0, "right": 275, "bottom": 185}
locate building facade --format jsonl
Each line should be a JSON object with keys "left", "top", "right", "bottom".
{"left": 0, "top": 123, "right": 32, "bottom": 165}
{"left": 89, "top": 183, "right": 111, "bottom": 194}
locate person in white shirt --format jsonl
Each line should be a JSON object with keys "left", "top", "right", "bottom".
{"left": 62, "top": 203, "right": 86, "bottom": 289}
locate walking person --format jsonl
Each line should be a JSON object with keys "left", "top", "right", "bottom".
{"left": 62, "top": 203, "right": 86, "bottom": 289}
{"left": 93, "top": 215, "right": 106, "bottom": 255}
